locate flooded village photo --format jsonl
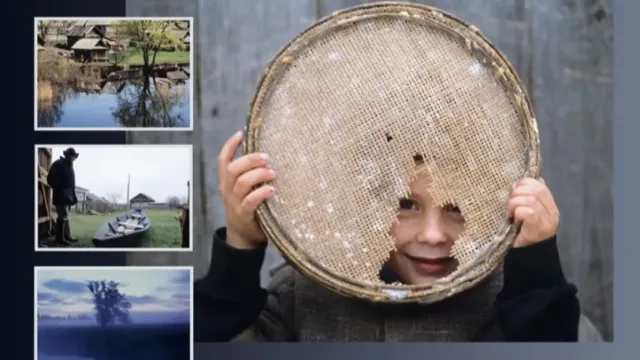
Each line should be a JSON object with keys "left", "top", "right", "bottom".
{"left": 35, "top": 18, "right": 192, "bottom": 129}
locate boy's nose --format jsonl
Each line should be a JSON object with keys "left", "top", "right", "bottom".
{"left": 416, "top": 212, "right": 448, "bottom": 245}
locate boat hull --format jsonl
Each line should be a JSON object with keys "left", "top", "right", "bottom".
{"left": 92, "top": 208, "right": 151, "bottom": 248}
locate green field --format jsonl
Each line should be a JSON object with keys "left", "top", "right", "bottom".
{"left": 126, "top": 50, "right": 190, "bottom": 65}
{"left": 41, "top": 208, "right": 183, "bottom": 248}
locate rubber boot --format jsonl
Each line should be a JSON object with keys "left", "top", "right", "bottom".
{"left": 64, "top": 219, "right": 78, "bottom": 242}
{"left": 55, "top": 218, "right": 68, "bottom": 245}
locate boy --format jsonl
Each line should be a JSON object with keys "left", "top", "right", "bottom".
{"left": 194, "top": 131, "right": 580, "bottom": 342}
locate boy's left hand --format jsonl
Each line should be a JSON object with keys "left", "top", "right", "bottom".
{"left": 507, "top": 177, "right": 560, "bottom": 248}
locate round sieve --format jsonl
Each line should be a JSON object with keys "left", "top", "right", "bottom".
{"left": 243, "top": 2, "right": 540, "bottom": 304}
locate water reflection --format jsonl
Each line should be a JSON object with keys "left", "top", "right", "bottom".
{"left": 37, "top": 65, "right": 190, "bottom": 128}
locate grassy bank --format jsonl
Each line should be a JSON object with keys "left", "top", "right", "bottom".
{"left": 43, "top": 208, "right": 183, "bottom": 248}
{"left": 127, "top": 50, "right": 190, "bottom": 65}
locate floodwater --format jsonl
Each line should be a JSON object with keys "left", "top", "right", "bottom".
{"left": 37, "top": 77, "right": 191, "bottom": 129}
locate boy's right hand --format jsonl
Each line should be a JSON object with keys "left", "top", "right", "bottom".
{"left": 218, "top": 131, "right": 276, "bottom": 249}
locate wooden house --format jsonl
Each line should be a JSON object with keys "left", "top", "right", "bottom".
{"left": 67, "top": 20, "right": 119, "bottom": 62}
{"left": 37, "top": 148, "right": 54, "bottom": 237}
{"left": 71, "top": 38, "right": 112, "bottom": 62}
{"left": 169, "top": 21, "right": 191, "bottom": 51}
{"left": 73, "top": 185, "right": 90, "bottom": 212}
{"left": 66, "top": 20, "right": 112, "bottom": 48}
{"left": 129, "top": 193, "right": 156, "bottom": 208}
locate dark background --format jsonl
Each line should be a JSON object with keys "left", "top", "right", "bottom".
{"left": 14, "top": 1, "right": 128, "bottom": 359}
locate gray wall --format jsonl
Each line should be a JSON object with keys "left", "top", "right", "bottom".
{"left": 125, "top": 0, "right": 613, "bottom": 341}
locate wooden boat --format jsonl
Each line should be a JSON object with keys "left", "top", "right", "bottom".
{"left": 92, "top": 208, "right": 150, "bottom": 247}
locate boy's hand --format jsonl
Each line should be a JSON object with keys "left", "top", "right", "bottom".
{"left": 218, "top": 131, "right": 276, "bottom": 249}
{"left": 507, "top": 177, "right": 560, "bottom": 248}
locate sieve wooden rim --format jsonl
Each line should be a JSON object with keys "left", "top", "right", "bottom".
{"left": 243, "top": 1, "right": 541, "bottom": 303}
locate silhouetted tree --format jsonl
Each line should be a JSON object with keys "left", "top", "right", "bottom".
{"left": 87, "top": 280, "right": 133, "bottom": 327}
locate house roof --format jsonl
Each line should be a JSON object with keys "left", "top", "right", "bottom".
{"left": 167, "top": 70, "right": 189, "bottom": 81}
{"left": 130, "top": 193, "right": 155, "bottom": 202}
{"left": 68, "top": 25, "right": 94, "bottom": 37}
{"left": 75, "top": 186, "right": 89, "bottom": 193}
{"left": 68, "top": 24, "right": 111, "bottom": 38}
{"left": 170, "top": 29, "right": 189, "bottom": 41}
{"left": 73, "top": 19, "right": 113, "bottom": 27}
{"left": 172, "top": 20, "right": 190, "bottom": 30}
{"left": 86, "top": 192, "right": 102, "bottom": 201}
{"left": 71, "top": 38, "right": 109, "bottom": 50}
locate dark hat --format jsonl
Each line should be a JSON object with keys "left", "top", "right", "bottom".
{"left": 63, "top": 147, "right": 80, "bottom": 158}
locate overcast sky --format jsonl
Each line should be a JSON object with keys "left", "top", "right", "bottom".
{"left": 44, "top": 145, "right": 191, "bottom": 203}
{"left": 37, "top": 268, "right": 191, "bottom": 323}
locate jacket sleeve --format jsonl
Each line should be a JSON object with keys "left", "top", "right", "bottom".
{"left": 193, "top": 227, "right": 296, "bottom": 342}
{"left": 495, "top": 235, "right": 581, "bottom": 342}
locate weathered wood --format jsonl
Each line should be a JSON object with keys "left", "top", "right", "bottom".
{"left": 197, "top": 0, "right": 317, "bottom": 285}
{"left": 529, "top": 0, "right": 613, "bottom": 340}
{"left": 124, "top": 0, "right": 200, "bottom": 271}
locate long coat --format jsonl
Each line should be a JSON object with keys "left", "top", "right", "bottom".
{"left": 47, "top": 157, "right": 78, "bottom": 207}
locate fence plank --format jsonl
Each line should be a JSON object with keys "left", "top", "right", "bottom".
{"left": 529, "top": 0, "right": 613, "bottom": 340}
{"left": 124, "top": 0, "right": 201, "bottom": 271}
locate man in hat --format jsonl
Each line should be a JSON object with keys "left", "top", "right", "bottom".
{"left": 47, "top": 148, "right": 80, "bottom": 245}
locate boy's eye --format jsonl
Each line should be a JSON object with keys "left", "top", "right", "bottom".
{"left": 442, "top": 203, "right": 461, "bottom": 214}
{"left": 399, "top": 198, "right": 417, "bottom": 210}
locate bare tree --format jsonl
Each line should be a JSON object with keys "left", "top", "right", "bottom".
{"left": 38, "top": 20, "right": 50, "bottom": 39}
{"left": 107, "top": 192, "right": 122, "bottom": 205}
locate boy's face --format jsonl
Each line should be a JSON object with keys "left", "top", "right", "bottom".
{"left": 386, "top": 169, "right": 464, "bottom": 285}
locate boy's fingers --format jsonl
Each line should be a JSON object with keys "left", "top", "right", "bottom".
{"left": 239, "top": 185, "right": 276, "bottom": 214}
{"left": 218, "top": 131, "right": 244, "bottom": 177}
{"left": 507, "top": 195, "right": 547, "bottom": 218}
{"left": 513, "top": 206, "right": 538, "bottom": 226}
{"left": 227, "top": 153, "right": 270, "bottom": 180}
{"left": 233, "top": 168, "right": 276, "bottom": 198}
{"left": 511, "top": 179, "right": 556, "bottom": 216}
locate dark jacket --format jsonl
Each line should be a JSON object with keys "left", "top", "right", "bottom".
{"left": 47, "top": 156, "right": 78, "bottom": 207}
{"left": 194, "top": 227, "right": 581, "bottom": 342}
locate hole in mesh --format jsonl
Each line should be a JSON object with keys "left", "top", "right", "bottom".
{"left": 379, "top": 194, "right": 464, "bottom": 286}
{"left": 385, "top": 133, "right": 393, "bottom": 142}
{"left": 377, "top": 158, "right": 465, "bottom": 287}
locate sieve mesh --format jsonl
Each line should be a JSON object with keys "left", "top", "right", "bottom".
{"left": 244, "top": 2, "right": 540, "bottom": 303}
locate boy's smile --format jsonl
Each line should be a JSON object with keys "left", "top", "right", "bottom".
{"left": 386, "top": 161, "right": 463, "bottom": 285}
